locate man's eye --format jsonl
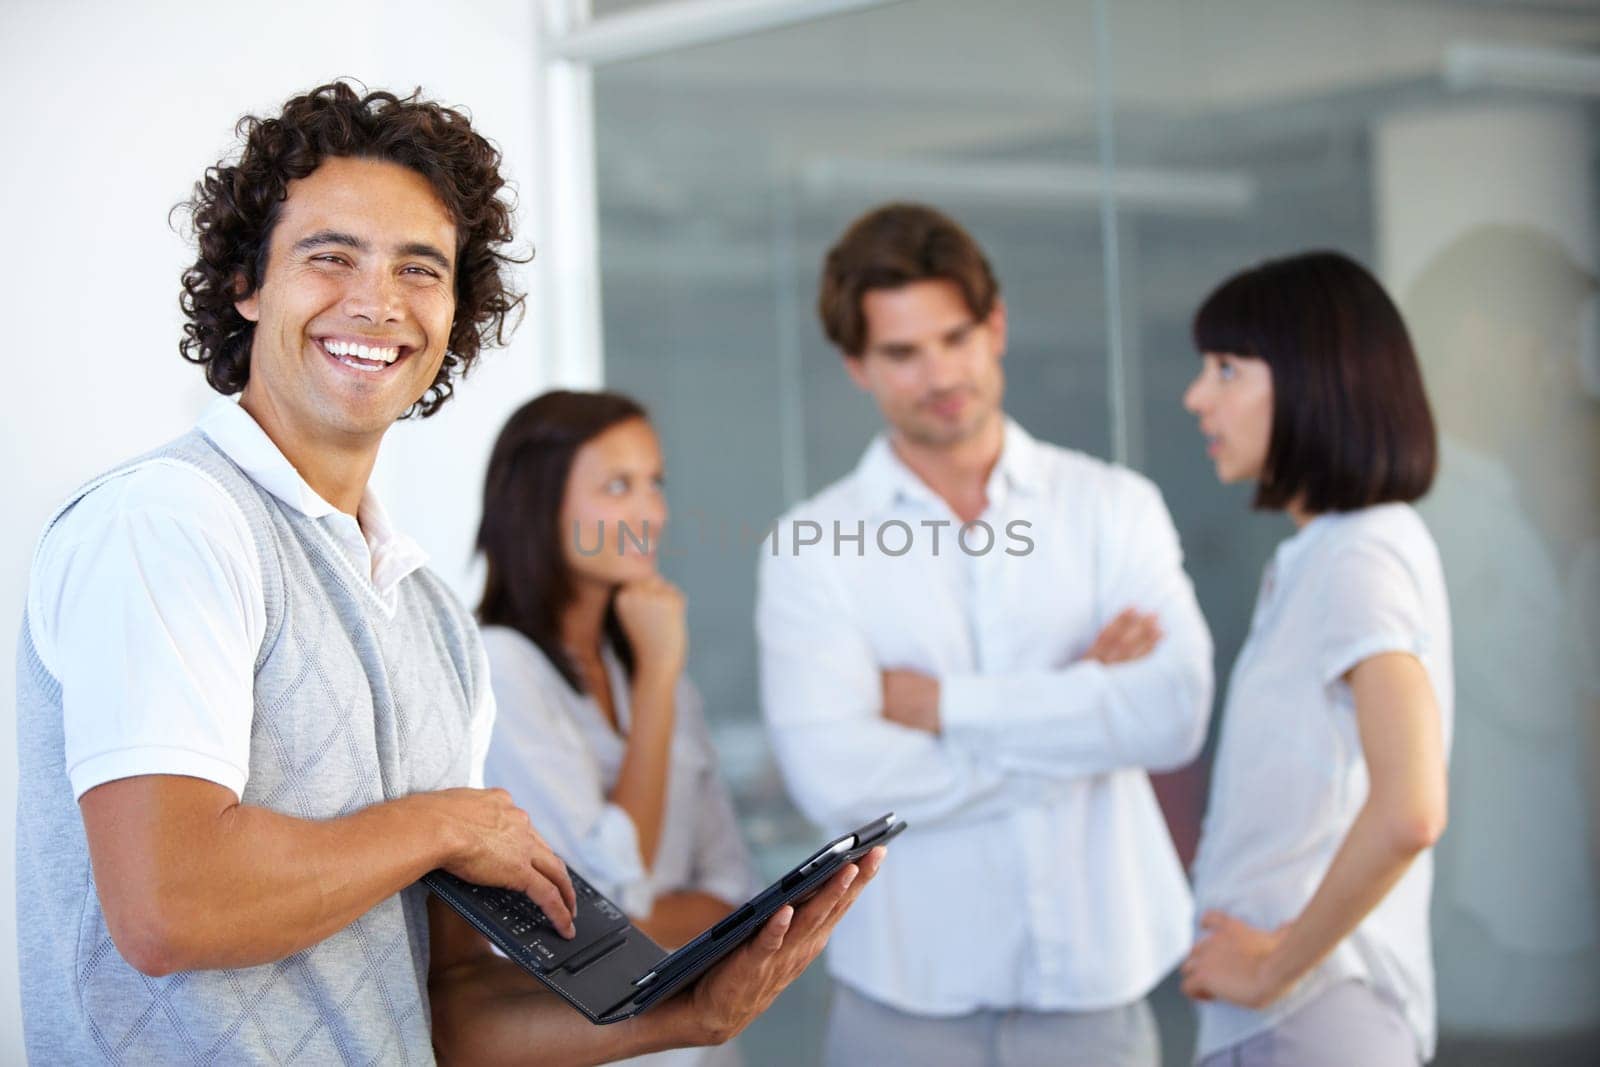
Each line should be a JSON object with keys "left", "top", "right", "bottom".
{"left": 1218, "top": 360, "right": 1237, "bottom": 381}
{"left": 403, "top": 265, "right": 439, "bottom": 277}
{"left": 604, "top": 477, "right": 629, "bottom": 495}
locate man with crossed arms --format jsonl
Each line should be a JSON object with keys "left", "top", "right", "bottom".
{"left": 758, "top": 203, "right": 1211, "bottom": 1066}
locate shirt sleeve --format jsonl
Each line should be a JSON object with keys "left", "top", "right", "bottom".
{"left": 28, "top": 461, "right": 264, "bottom": 801}
{"left": 939, "top": 471, "right": 1215, "bottom": 777}
{"left": 479, "top": 629, "right": 651, "bottom": 916}
{"left": 1315, "top": 537, "right": 1431, "bottom": 687}
{"left": 757, "top": 534, "right": 1061, "bottom": 834}
{"left": 677, "top": 682, "right": 758, "bottom": 905}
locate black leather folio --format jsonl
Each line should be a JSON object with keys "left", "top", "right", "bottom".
{"left": 423, "top": 812, "right": 906, "bottom": 1024}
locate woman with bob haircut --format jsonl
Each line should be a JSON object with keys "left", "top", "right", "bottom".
{"left": 1178, "top": 251, "right": 1453, "bottom": 1066}
{"left": 475, "top": 390, "right": 755, "bottom": 1065}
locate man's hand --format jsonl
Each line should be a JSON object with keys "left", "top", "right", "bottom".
{"left": 430, "top": 788, "right": 579, "bottom": 938}
{"left": 881, "top": 670, "right": 941, "bottom": 734}
{"left": 1179, "top": 910, "right": 1292, "bottom": 1009}
{"left": 680, "top": 846, "right": 887, "bottom": 1045}
{"left": 1082, "top": 607, "right": 1163, "bottom": 665}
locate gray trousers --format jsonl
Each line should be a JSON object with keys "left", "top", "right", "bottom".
{"left": 822, "top": 984, "right": 1159, "bottom": 1067}
{"left": 1196, "top": 980, "right": 1418, "bottom": 1067}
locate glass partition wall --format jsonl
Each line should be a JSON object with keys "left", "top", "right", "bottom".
{"left": 552, "top": 1, "right": 1600, "bottom": 1061}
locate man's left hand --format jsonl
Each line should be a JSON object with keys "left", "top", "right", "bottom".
{"left": 1180, "top": 910, "right": 1292, "bottom": 1009}
{"left": 881, "top": 669, "right": 941, "bottom": 734}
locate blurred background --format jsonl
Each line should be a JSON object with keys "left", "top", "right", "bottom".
{"left": 3, "top": 1, "right": 1597, "bottom": 1063}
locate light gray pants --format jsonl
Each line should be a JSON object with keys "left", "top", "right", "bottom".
{"left": 1196, "top": 980, "right": 1418, "bottom": 1067}
{"left": 822, "top": 984, "right": 1160, "bottom": 1067}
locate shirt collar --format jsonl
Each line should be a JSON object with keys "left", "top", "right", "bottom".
{"left": 197, "top": 397, "right": 340, "bottom": 519}
{"left": 1268, "top": 507, "right": 1350, "bottom": 584}
{"left": 195, "top": 397, "right": 429, "bottom": 597}
{"left": 854, "top": 416, "right": 1044, "bottom": 512}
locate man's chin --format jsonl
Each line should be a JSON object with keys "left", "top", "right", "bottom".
{"left": 904, "top": 410, "right": 993, "bottom": 449}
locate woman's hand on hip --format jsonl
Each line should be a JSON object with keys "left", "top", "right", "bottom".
{"left": 1180, "top": 910, "right": 1292, "bottom": 1010}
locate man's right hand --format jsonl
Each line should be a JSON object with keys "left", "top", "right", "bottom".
{"left": 1082, "top": 607, "right": 1163, "bottom": 665}
{"left": 429, "top": 787, "right": 578, "bottom": 938}
{"left": 675, "top": 845, "right": 887, "bottom": 1046}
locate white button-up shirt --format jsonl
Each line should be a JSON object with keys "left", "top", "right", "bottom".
{"left": 756, "top": 419, "right": 1213, "bottom": 1014}
{"left": 1190, "top": 504, "right": 1453, "bottom": 1061}
{"left": 27, "top": 397, "right": 494, "bottom": 801}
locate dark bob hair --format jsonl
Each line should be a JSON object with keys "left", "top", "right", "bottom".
{"left": 176, "top": 80, "right": 528, "bottom": 418}
{"left": 1193, "top": 250, "right": 1437, "bottom": 512}
{"left": 819, "top": 202, "right": 999, "bottom": 357}
{"left": 477, "top": 390, "right": 649, "bottom": 692}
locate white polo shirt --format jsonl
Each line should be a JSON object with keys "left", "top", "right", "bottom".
{"left": 756, "top": 419, "right": 1214, "bottom": 1014}
{"left": 1190, "top": 503, "right": 1454, "bottom": 1061}
{"left": 27, "top": 397, "right": 495, "bottom": 801}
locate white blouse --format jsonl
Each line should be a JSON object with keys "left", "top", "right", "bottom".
{"left": 1190, "top": 504, "right": 1454, "bottom": 1061}
{"left": 479, "top": 625, "right": 756, "bottom": 922}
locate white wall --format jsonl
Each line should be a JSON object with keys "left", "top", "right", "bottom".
{"left": 0, "top": 1, "right": 549, "bottom": 1059}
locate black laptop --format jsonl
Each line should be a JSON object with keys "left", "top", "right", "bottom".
{"left": 423, "top": 812, "right": 905, "bottom": 1024}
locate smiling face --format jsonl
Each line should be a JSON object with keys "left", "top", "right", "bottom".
{"left": 559, "top": 417, "right": 668, "bottom": 589}
{"left": 235, "top": 156, "right": 457, "bottom": 453}
{"left": 844, "top": 278, "right": 1007, "bottom": 450}
{"left": 1183, "top": 352, "right": 1275, "bottom": 484}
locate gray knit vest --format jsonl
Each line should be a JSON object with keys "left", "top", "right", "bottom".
{"left": 16, "top": 428, "right": 482, "bottom": 1065}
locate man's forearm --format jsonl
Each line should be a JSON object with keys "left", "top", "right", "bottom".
{"left": 939, "top": 639, "right": 1211, "bottom": 777}
{"left": 84, "top": 779, "right": 463, "bottom": 975}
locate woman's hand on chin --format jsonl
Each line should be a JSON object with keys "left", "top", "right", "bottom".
{"left": 615, "top": 576, "right": 688, "bottom": 683}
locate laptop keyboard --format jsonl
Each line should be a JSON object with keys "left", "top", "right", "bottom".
{"left": 438, "top": 871, "right": 630, "bottom": 970}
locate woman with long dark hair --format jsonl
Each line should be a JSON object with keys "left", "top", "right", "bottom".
{"left": 476, "top": 390, "right": 754, "bottom": 995}
{"left": 1178, "top": 252, "right": 1453, "bottom": 1066}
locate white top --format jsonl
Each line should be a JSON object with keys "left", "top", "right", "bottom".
{"left": 480, "top": 626, "right": 756, "bottom": 920}
{"left": 26, "top": 397, "right": 495, "bottom": 801}
{"left": 756, "top": 419, "right": 1214, "bottom": 1015}
{"left": 1190, "top": 504, "right": 1454, "bottom": 1061}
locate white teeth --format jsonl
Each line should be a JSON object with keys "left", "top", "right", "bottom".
{"left": 324, "top": 339, "right": 401, "bottom": 364}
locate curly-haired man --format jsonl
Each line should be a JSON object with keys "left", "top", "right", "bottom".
{"left": 16, "top": 81, "right": 879, "bottom": 1064}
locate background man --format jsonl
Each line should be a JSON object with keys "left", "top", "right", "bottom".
{"left": 16, "top": 81, "right": 879, "bottom": 1064}
{"left": 756, "top": 203, "right": 1211, "bottom": 1066}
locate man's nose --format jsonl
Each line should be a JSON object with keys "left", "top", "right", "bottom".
{"left": 1182, "top": 376, "right": 1205, "bottom": 414}
{"left": 343, "top": 268, "right": 403, "bottom": 323}
{"left": 928, "top": 345, "right": 968, "bottom": 389}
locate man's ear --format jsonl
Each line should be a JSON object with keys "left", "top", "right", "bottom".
{"left": 841, "top": 352, "right": 871, "bottom": 392}
{"left": 988, "top": 297, "right": 1008, "bottom": 360}
{"left": 233, "top": 272, "right": 260, "bottom": 323}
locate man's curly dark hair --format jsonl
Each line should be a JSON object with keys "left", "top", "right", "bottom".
{"left": 176, "top": 80, "right": 528, "bottom": 418}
